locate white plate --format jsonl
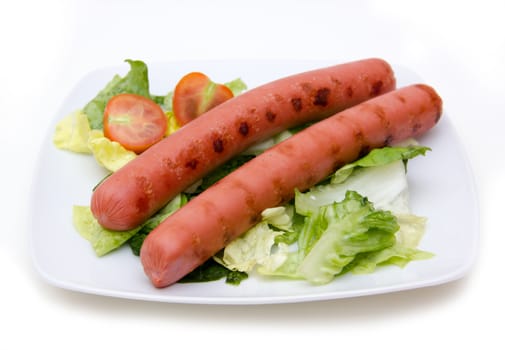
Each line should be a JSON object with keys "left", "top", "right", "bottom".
{"left": 29, "top": 59, "right": 479, "bottom": 304}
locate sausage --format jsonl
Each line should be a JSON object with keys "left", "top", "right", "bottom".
{"left": 91, "top": 58, "right": 396, "bottom": 230}
{"left": 140, "top": 84, "right": 443, "bottom": 287}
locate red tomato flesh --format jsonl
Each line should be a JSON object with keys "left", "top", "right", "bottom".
{"left": 103, "top": 94, "right": 167, "bottom": 154}
{"left": 172, "top": 72, "right": 234, "bottom": 126}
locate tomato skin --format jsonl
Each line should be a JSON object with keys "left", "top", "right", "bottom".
{"left": 172, "top": 72, "right": 234, "bottom": 126}
{"left": 103, "top": 94, "right": 167, "bottom": 154}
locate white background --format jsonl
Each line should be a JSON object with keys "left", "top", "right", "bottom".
{"left": 2, "top": 0, "right": 504, "bottom": 348}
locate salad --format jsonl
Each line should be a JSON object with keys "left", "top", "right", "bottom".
{"left": 53, "top": 59, "right": 433, "bottom": 286}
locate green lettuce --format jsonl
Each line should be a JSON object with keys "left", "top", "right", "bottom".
{"left": 216, "top": 206, "right": 294, "bottom": 272}
{"left": 178, "top": 259, "right": 248, "bottom": 285}
{"left": 73, "top": 194, "right": 186, "bottom": 256}
{"left": 296, "top": 191, "right": 399, "bottom": 284}
{"left": 224, "top": 78, "right": 248, "bottom": 96}
{"left": 218, "top": 143, "right": 434, "bottom": 285}
{"left": 331, "top": 142, "right": 431, "bottom": 184}
{"left": 127, "top": 193, "right": 188, "bottom": 255}
{"left": 150, "top": 91, "right": 173, "bottom": 112}
{"left": 219, "top": 222, "right": 283, "bottom": 272}
{"left": 348, "top": 245, "right": 434, "bottom": 274}
{"left": 83, "top": 59, "right": 151, "bottom": 129}
{"left": 73, "top": 206, "right": 142, "bottom": 257}
{"left": 295, "top": 143, "right": 430, "bottom": 216}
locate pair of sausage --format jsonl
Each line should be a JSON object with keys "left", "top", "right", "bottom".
{"left": 89, "top": 58, "right": 442, "bottom": 288}
{"left": 91, "top": 58, "right": 396, "bottom": 231}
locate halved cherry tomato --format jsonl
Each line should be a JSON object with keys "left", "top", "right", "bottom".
{"left": 103, "top": 93, "right": 167, "bottom": 154}
{"left": 172, "top": 72, "right": 234, "bottom": 126}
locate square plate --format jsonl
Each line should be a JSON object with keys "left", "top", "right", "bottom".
{"left": 29, "top": 59, "right": 479, "bottom": 304}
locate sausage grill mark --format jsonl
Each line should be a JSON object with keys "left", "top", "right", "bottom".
{"left": 213, "top": 138, "right": 224, "bottom": 153}
{"left": 396, "top": 94, "right": 406, "bottom": 103}
{"left": 359, "top": 144, "right": 371, "bottom": 158}
{"left": 272, "top": 177, "right": 290, "bottom": 205}
{"left": 243, "top": 190, "right": 261, "bottom": 224}
{"left": 185, "top": 159, "right": 198, "bottom": 169}
{"left": 313, "top": 88, "right": 330, "bottom": 107}
{"left": 346, "top": 86, "right": 354, "bottom": 98}
{"left": 412, "top": 123, "right": 423, "bottom": 133}
{"left": 370, "top": 80, "right": 384, "bottom": 96}
{"left": 352, "top": 126, "right": 369, "bottom": 158}
{"left": 384, "top": 134, "right": 394, "bottom": 146}
{"left": 331, "top": 77, "right": 342, "bottom": 87}
{"left": 373, "top": 105, "right": 391, "bottom": 130}
{"left": 222, "top": 228, "right": 234, "bottom": 246}
{"left": 134, "top": 176, "right": 152, "bottom": 213}
{"left": 238, "top": 122, "right": 249, "bottom": 136}
{"left": 414, "top": 84, "right": 443, "bottom": 122}
{"left": 265, "top": 110, "right": 276, "bottom": 122}
{"left": 291, "top": 98, "right": 302, "bottom": 112}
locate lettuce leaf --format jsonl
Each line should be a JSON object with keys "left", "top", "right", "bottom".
{"left": 296, "top": 191, "right": 399, "bottom": 284}
{"left": 83, "top": 59, "right": 150, "bottom": 129}
{"left": 178, "top": 258, "right": 248, "bottom": 285}
{"left": 295, "top": 143, "right": 430, "bottom": 216}
{"left": 87, "top": 130, "right": 137, "bottom": 172}
{"left": 127, "top": 193, "right": 187, "bottom": 255}
{"left": 73, "top": 206, "right": 142, "bottom": 256}
{"left": 165, "top": 111, "right": 180, "bottom": 135}
{"left": 219, "top": 143, "right": 433, "bottom": 285}
{"left": 74, "top": 194, "right": 186, "bottom": 256}
{"left": 53, "top": 110, "right": 93, "bottom": 153}
{"left": 348, "top": 245, "right": 434, "bottom": 274}
{"left": 331, "top": 142, "right": 431, "bottom": 184}
{"left": 295, "top": 160, "right": 411, "bottom": 216}
{"left": 218, "top": 206, "right": 294, "bottom": 272}
{"left": 219, "top": 222, "right": 283, "bottom": 272}
{"left": 151, "top": 91, "right": 173, "bottom": 112}
{"left": 224, "top": 78, "right": 248, "bottom": 96}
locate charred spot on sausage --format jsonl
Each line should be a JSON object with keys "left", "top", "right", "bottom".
{"left": 412, "top": 123, "right": 422, "bottom": 133}
{"left": 331, "top": 77, "right": 342, "bottom": 87}
{"left": 373, "top": 105, "right": 391, "bottom": 130}
{"left": 222, "top": 228, "right": 235, "bottom": 246}
{"left": 384, "top": 134, "right": 394, "bottom": 146}
{"left": 213, "top": 138, "right": 224, "bottom": 153}
{"left": 329, "top": 143, "right": 341, "bottom": 158}
{"left": 353, "top": 128, "right": 368, "bottom": 158}
{"left": 313, "top": 88, "right": 330, "bottom": 107}
{"left": 185, "top": 159, "right": 198, "bottom": 169}
{"left": 370, "top": 80, "right": 384, "bottom": 97}
{"left": 346, "top": 86, "right": 354, "bottom": 98}
{"left": 135, "top": 195, "right": 150, "bottom": 213}
{"left": 291, "top": 98, "right": 302, "bottom": 112}
{"left": 359, "top": 144, "right": 371, "bottom": 158}
{"left": 134, "top": 176, "right": 153, "bottom": 212}
{"left": 415, "top": 84, "right": 443, "bottom": 121}
{"left": 302, "top": 173, "right": 318, "bottom": 191}
{"left": 265, "top": 110, "right": 276, "bottom": 122}
{"left": 238, "top": 122, "right": 249, "bottom": 136}
{"left": 301, "top": 82, "right": 312, "bottom": 93}
{"left": 249, "top": 214, "right": 261, "bottom": 225}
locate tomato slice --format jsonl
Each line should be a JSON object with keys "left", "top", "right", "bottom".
{"left": 172, "top": 72, "right": 234, "bottom": 126}
{"left": 103, "top": 94, "right": 167, "bottom": 154}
